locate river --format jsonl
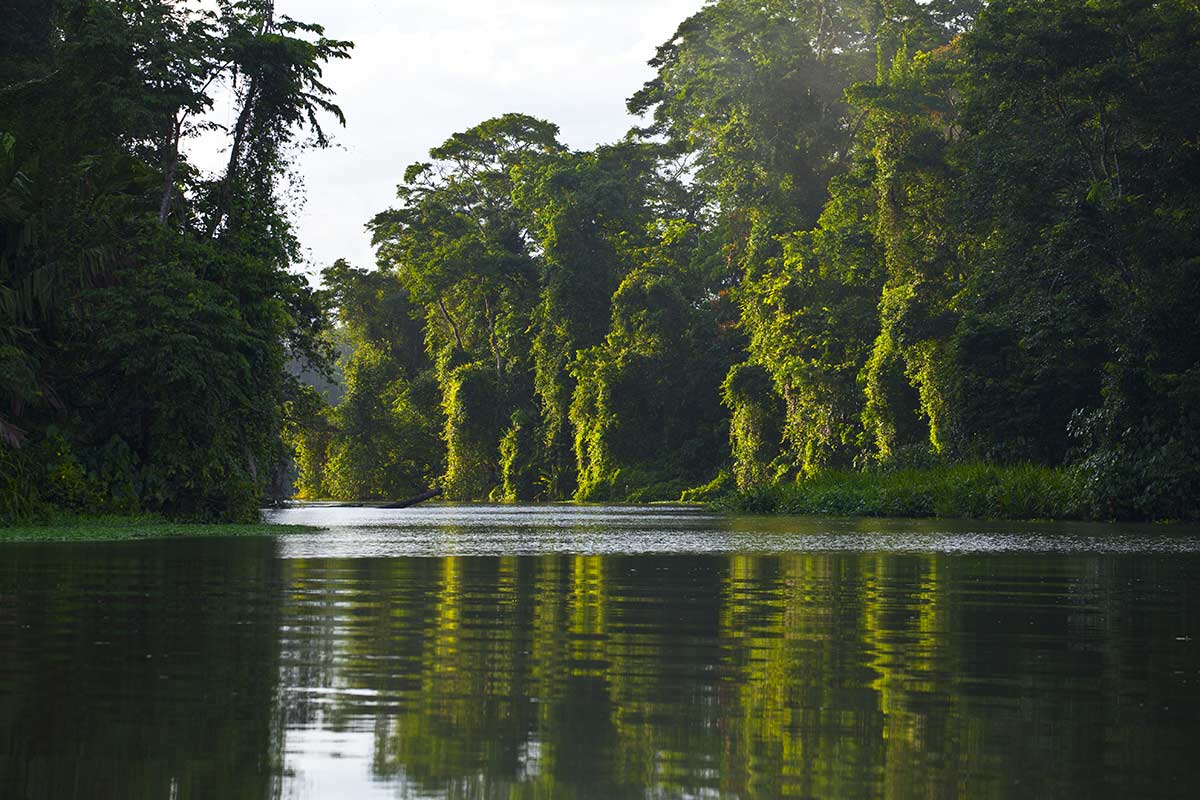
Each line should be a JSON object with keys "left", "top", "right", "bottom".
{"left": 2, "top": 505, "right": 1199, "bottom": 798}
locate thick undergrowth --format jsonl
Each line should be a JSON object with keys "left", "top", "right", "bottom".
{"left": 716, "top": 464, "right": 1091, "bottom": 522}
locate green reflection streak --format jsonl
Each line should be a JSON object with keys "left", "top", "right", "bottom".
{"left": 287, "top": 552, "right": 1200, "bottom": 799}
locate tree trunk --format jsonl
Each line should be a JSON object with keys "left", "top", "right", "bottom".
{"left": 158, "top": 112, "right": 182, "bottom": 224}
{"left": 382, "top": 488, "right": 443, "bottom": 509}
{"left": 203, "top": 1, "right": 274, "bottom": 239}
{"left": 203, "top": 82, "right": 257, "bottom": 240}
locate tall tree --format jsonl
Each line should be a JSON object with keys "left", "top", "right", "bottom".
{"left": 372, "top": 114, "right": 564, "bottom": 499}
{"left": 0, "top": 0, "right": 351, "bottom": 521}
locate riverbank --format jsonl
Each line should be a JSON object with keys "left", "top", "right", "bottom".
{"left": 0, "top": 514, "right": 318, "bottom": 542}
{"left": 716, "top": 464, "right": 1089, "bottom": 521}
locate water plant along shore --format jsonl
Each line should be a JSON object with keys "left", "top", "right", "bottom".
{"left": 0, "top": 515, "right": 316, "bottom": 542}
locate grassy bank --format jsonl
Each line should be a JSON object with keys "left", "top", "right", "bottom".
{"left": 717, "top": 464, "right": 1087, "bottom": 521}
{"left": 0, "top": 514, "right": 318, "bottom": 542}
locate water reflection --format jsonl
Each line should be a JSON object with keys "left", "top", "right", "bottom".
{"left": 0, "top": 538, "right": 285, "bottom": 799}
{"left": 2, "top": 509, "right": 1200, "bottom": 799}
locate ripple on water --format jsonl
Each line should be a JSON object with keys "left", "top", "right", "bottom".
{"left": 263, "top": 504, "right": 1200, "bottom": 558}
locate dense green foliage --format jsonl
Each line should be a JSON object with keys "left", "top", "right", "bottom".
{"left": 309, "top": 117, "right": 739, "bottom": 503}
{"left": 722, "top": 463, "right": 1085, "bottom": 520}
{"left": 285, "top": 259, "right": 443, "bottom": 502}
{"left": 10, "top": 1, "right": 1194, "bottom": 521}
{"left": 0, "top": 0, "right": 350, "bottom": 522}
{"left": 287, "top": 0, "right": 1196, "bottom": 520}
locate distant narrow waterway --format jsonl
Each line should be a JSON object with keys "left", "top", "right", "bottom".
{"left": 3, "top": 506, "right": 1199, "bottom": 799}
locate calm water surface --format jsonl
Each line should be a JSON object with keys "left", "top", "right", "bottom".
{"left": 3, "top": 506, "right": 1200, "bottom": 799}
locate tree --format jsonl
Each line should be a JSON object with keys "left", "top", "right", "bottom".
{"left": 513, "top": 142, "right": 659, "bottom": 497}
{"left": 0, "top": 0, "right": 351, "bottom": 521}
{"left": 570, "top": 222, "right": 733, "bottom": 502}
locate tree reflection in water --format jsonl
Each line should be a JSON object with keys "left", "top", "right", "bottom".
{"left": 276, "top": 550, "right": 1200, "bottom": 799}
{"left": 2, "top": 532, "right": 1198, "bottom": 799}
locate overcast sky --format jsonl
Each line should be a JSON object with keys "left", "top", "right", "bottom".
{"left": 199, "top": 0, "right": 705, "bottom": 281}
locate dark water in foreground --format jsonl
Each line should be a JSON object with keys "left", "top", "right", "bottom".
{"left": 2, "top": 507, "right": 1200, "bottom": 799}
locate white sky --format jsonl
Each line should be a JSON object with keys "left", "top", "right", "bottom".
{"left": 196, "top": 0, "right": 705, "bottom": 281}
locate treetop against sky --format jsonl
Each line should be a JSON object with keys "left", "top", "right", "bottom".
{"left": 189, "top": 0, "right": 705, "bottom": 279}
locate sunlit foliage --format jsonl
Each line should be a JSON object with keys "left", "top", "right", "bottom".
{"left": 315, "top": 0, "right": 1200, "bottom": 519}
